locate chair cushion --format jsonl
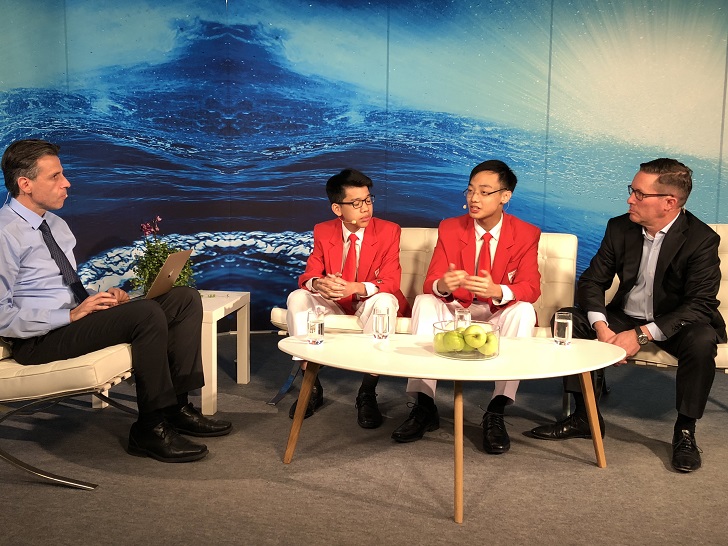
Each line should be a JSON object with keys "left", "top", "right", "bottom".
{"left": 0, "top": 344, "right": 133, "bottom": 402}
{"left": 0, "top": 339, "right": 11, "bottom": 360}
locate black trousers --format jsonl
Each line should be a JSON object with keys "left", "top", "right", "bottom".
{"left": 557, "top": 306, "right": 718, "bottom": 419}
{"left": 10, "top": 287, "right": 205, "bottom": 414}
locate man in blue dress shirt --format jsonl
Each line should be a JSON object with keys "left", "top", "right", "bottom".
{"left": 0, "top": 139, "right": 232, "bottom": 463}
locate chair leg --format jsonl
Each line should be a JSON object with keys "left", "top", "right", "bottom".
{"left": 92, "top": 392, "right": 138, "bottom": 415}
{"left": 267, "top": 362, "right": 302, "bottom": 406}
{"left": 0, "top": 395, "right": 98, "bottom": 490}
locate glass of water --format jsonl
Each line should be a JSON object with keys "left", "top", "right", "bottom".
{"left": 306, "top": 306, "right": 325, "bottom": 345}
{"left": 554, "top": 311, "right": 573, "bottom": 345}
{"left": 373, "top": 306, "right": 390, "bottom": 340}
{"left": 454, "top": 307, "right": 471, "bottom": 330}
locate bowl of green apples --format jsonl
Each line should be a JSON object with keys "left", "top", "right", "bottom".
{"left": 432, "top": 320, "right": 500, "bottom": 360}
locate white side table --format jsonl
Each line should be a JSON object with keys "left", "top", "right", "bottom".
{"left": 199, "top": 290, "right": 251, "bottom": 415}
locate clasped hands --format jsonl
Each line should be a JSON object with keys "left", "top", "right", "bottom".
{"left": 70, "top": 287, "right": 129, "bottom": 322}
{"left": 437, "top": 262, "right": 503, "bottom": 301}
{"left": 593, "top": 321, "right": 644, "bottom": 365}
{"left": 312, "top": 274, "right": 360, "bottom": 301}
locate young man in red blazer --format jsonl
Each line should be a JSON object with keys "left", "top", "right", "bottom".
{"left": 286, "top": 169, "right": 408, "bottom": 428}
{"left": 392, "top": 160, "right": 541, "bottom": 454}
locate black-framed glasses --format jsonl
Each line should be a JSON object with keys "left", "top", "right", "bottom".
{"left": 337, "top": 195, "right": 375, "bottom": 209}
{"left": 627, "top": 185, "right": 672, "bottom": 201}
{"left": 463, "top": 188, "right": 507, "bottom": 199}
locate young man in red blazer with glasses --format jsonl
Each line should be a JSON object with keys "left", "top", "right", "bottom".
{"left": 285, "top": 168, "right": 408, "bottom": 429}
{"left": 392, "top": 160, "right": 541, "bottom": 455}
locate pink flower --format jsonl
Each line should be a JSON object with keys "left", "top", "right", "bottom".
{"left": 140, "top": 216, "right": 163, "bottom": 237}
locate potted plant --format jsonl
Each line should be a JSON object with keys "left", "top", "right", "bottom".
{"left": 132, "top": 216, "right": 195, "bottom": 292}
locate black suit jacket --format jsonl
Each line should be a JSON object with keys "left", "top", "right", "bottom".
{"left": 577, "top": 211, "right": 726, "bottom": 342}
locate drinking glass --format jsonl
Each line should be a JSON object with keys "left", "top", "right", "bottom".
{"left": 554, "top": 311, "right": 573, "bottom": 345}
{"left": 454, "top": 307, "right": 471, "bottom": 330}
{"left": 373, "top": 306, "right": 390, "bottom": 340}
{"left": 306, "top": 306, "right": 325, "bottom": 345}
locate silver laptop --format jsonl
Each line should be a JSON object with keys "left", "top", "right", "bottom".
{"left": 130, "top": 249, "right": 193, "bottom": 300}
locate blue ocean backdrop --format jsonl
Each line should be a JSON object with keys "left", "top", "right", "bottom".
{"left": 2, "top": 7, "right": 726, "bottom": 329}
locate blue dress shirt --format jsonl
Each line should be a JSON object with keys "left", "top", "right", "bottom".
{"left": 0, "top": 199, "right": 77, "bottom": 338}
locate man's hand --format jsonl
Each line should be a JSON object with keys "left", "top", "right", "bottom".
{"left": 313, "top": 275, "right": 347, "bottom": 301}
{"left": 436, "top": 263, "right": 468, "bottom": 294}
{"left": 462, "top": 269, "right": 503, "bottom": 301}
{"left": 107, "top": 287, "right": 129, "bottom": 304}
{"left": 593, "top": 321, "right": 639, "bottom": 364}
{"left": 69, "top": 292, "right": 120, "bottom": 322}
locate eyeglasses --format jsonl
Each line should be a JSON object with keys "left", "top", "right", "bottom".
{"left": 463, "top": 188, "right": 507, "bottom": 199}
{"left": 337, "top": 195, "right": 375, "bottom": 209}
{"left": 627, "top": 185, "right": 672, "bottom": 201}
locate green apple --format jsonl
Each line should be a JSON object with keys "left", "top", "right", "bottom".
{"left": 478, "top": 332, "right": 499, "bottom": 356}
{"left": 433, "top": 332, "right": 447, "bottom": 353}
{"left": 462, "top": 324, "right": 487, "bottom": 348}
{"left": 443, "top": 330, "right": 465, "bottom": 352}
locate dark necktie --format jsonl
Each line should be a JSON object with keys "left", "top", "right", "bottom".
{"left": 38, "top": 220, "right": 89, "bottom": 304}
{"left": 338, "top": 233, "right": 358, "bottom": 313}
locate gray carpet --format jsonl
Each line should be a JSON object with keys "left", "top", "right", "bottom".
{"left": 2, "top": 332, "right": 728, "bottom": 545}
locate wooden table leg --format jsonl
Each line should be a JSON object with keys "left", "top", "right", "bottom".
{"left": 283, "top": 362, "right": 320, "bottom": 464}
{"left": 579, "top": 371, "right": 606, "bottom": 468}
{"left": 453, "top": 380, "right": 464, "bottom": 524}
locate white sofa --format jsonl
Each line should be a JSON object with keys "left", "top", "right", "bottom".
{"left": 270, "top": 227, "right": 579, "bottom": 336}
{"left": 271, "top": 224, "right": 728, "bottom": 374}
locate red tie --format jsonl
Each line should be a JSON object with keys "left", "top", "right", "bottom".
{"left": 477, "top": 232, "right": 493, "bottom": 275}
{"left": 477, "top": 232, "right": 496, "bottom": 312}
{"left": 338, "top": 233, "right": 358, "bottom": 313}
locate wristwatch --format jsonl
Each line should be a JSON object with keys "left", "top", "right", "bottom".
{"left": 635, "top": 326, "right": 649, "bottom": 345}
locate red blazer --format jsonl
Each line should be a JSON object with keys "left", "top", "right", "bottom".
{"left": 424, "top": 213, "right": 541, "bottom": 310}
{"left": 299, "top": 217, "right": 410, "bottom": 316}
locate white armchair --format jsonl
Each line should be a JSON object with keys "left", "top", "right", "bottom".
{"left": 0, "top": 338, "right": 134, "bottom": 489}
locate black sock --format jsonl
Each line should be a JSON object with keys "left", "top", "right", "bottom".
{"left": 176, "top": 393, "right": 189, "bottom": 408}
{"left": 572, "top": 392, "right": 587, "bottom": 418}
{"left": 675, "top": 413, "right": 696, "bottom": 434}
{"left": 137, "top": 409, "right": 165, "bottom": 430}
{"left": 486, "top": 395, "right": 511, "bottom": 415}
{"left": 417, "top": 392, "right": 435, "bottom": 407}
{"left": 359, "top": 374, "right": 379, "bottom": 394}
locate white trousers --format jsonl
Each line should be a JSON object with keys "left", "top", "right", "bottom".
{"left": 406, "top": 294, "right": 537, "bottom": 402}
{"left": 286, "top": 289, "right": 399, "bottom": 360}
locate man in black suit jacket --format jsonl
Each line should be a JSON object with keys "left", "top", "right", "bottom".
{"left": 531, "top": 158, "right": 726, "bottom": 472}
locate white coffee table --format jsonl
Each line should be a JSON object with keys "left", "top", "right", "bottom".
{"left": 278, "top": 333, "right": 626, "bottom": 523}
{"left": 199, "top": 290, "right": 251, "bottom": 415}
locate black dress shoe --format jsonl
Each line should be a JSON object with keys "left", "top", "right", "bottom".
{"left": 167, "top": 403, "right": 232, "bottom": 437}
{"left": 289, "top": 383, "right": 324, "bottom": 419}
{"left": 391, "top": 403, "right": 439, "bottom": 443}
{"left": 672, "top": 429, "right": 702, "bottom": 472}
{"left": 356, "top": 392, "right": 383, "bottom": 429}
{"left": 530, "top": 412, "right": 605, "bottom": 441}
{"left": 128, "top": 422, "right": 208, "bottom": 463}
{"left": 482, "top": 412, "right": 510, "bottom": 454}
